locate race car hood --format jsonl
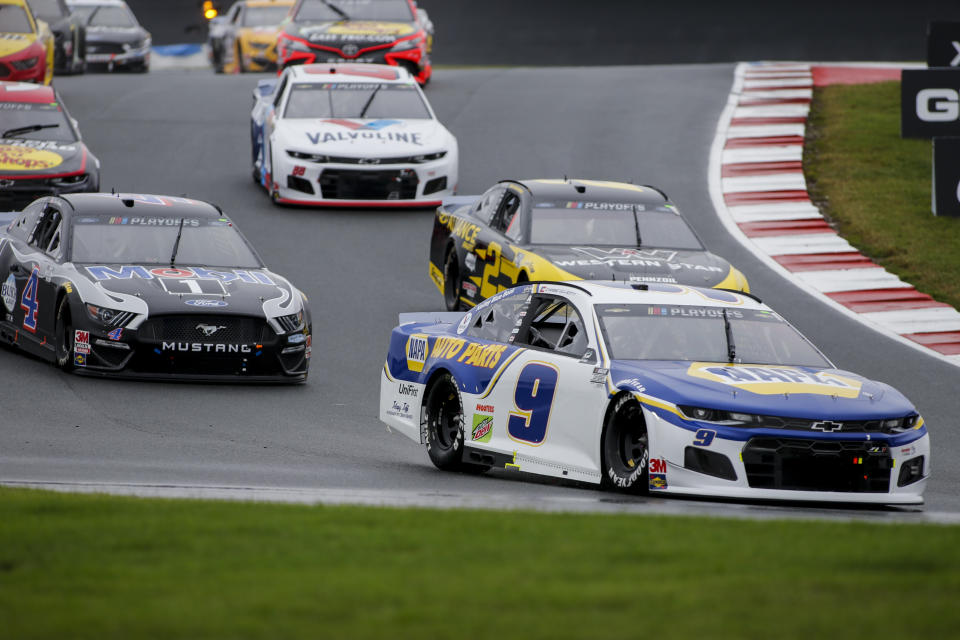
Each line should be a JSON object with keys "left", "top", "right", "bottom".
{"left": 76, "top": 264, "right": 302, "bottom": 318}
{"left": 526, "top": 244, "right": 733, "bottom": 288}
{"left": 278, "top": 118, "right": 447, "bottom": 156}
{"left": 608, "top": 360, "right": 916, "bottom": 421}
{"left": 288, "top": 20, "right": 417, "bottom": 49}
{"left": 0, "top": 139, "right": 87, "bottom": 177}
{"left": 0, "top": 33, "right": 38, "bottom": 57}
{"left": 85, "top": 26, "right": 147, "bottom": 46}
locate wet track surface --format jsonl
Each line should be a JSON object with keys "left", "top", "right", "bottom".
{"left": 1, "top": 67, "right": 958, "bottom": 519}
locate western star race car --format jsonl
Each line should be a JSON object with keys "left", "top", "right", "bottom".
{"left": 27, "top": 0, "right": 87, "bottom": 74}
{"left": 0, "top": 0, "right": 55, "bottom": 85}
{"left": 277, "top": 0, "right": 433, "bottom": 85}
{"left": 208, "top": 0, "right": 293, "bottom": 74}
{"left": 380, "top": 282, "right": 929, "bottom": 504}
{"left": 0, "top": 193, "right": 311, "bottom": 381}
{"left": 251, "top": 63, "right": 457, "bottom": 207}
{"left": 0, "top": 82, "right": 100, "bottom": 209}
{"left": 431, "top": 179, "right": 749, "bottom": 311}
{"left": 66, "top": 0, "right": 150, "bottom": 72}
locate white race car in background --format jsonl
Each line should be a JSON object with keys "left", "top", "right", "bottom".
{"left": 250, "top": 62, "right": 458, "bottom": 207}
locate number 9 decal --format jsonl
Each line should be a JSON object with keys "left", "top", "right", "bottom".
{"left": 693, "top": 429, "right": 716, "bottom": 447}
{"left": 507, "top": 362, "right": 559, "bottom": 446}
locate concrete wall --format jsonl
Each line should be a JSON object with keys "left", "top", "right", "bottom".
{"left": 128, "top": 0, "right": 960, "bottom": 64}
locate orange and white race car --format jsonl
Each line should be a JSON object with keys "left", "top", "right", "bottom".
{"left": 0, "top": 0, "right": 55, "bottom": 85}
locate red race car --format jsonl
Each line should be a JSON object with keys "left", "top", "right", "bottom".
{"left": 277, "top": 0, "right": 433, "bottom": 85}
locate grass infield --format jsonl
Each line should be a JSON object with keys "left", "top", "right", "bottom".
{"left": 805, "top": 81, "right": 960, "bottom": 310}
{"left": 1, "top": 487, "right": 958, "bottom": 639}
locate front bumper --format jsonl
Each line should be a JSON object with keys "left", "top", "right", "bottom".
{"left": 0, "top": 53, "right": 47, "bottom": 84}
{"left": 0, "top": 173, "right": 97, "bottom": 210}
{"left": 71, "top": 317, "right": 311, "bottom": 383}
{"left": 267, "top": 153, "right": 456, "bottom": 208}
{"left": 86, "top": 47, "right": 149, "bottom": 69}
{"left": 644, "top": 407, "right": 930, "bottom": 505}
{"left": 279, "top": 43, "right": 431, "bottom": 84}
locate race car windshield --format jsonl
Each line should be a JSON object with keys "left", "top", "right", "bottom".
{"left": 0, "top": 5, "right": 33, "bottom": 32}
{"left": 597, "top": 304, "right": 831, "bottom": 367}
{"left": 529, "top": 205, "right": 703, "bottom": 249}
{"left": 295, "top": 0, "right": 413, "bottom": 22}
{"left": 243, "top": 5, "right": 290, "bottom": 26}
{"left": 70, "top": 217, "right": 262, "bottom": 268}
{"left": 0, "top": 103, "right": 78, "bottom": 143}
{"left": 74, "top": 6, "right": 136, "bottom": 28}
{"left": 284, "top": 83, "right": 430, "bottom": 119}
{"left": 28, "top": 0, "right": 67, "bottom": 19}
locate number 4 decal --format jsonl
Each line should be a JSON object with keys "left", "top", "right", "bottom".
{"left": 20, "top": 266, "right": 40, "bottom": 333}
{"left": 507, "top": 362, "right": 559, "bottom": 446}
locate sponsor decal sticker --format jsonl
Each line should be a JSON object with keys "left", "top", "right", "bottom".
{"left": 74, "top": 330, "right": 90, "bottom": 355}
{"left": 74, "top": 353, "right": 87, "bottom": 367}
{"left": 85, "top": 265, "right": 274, "bottom": 285}
{"left": 398, "top": 382, "right": 419, "bottom": 397}
{"left": 405, "top": 334, "right": 429, "bottom": 372}
{"left": 1, "top": 274, "right": 16, "bottom": 313}
{"left": 686, "top": 363, "right": 863, "bottom": 398}
{"left": 649, "top": 457, "right": 667, "bottom": 490}
{"left": 184, "top": 299, "right": 229, "bottom": 308}
{"left": 472, "top": 414, "right": 493, "bottom": 442}
{"left": 0, "top": 145, "right": 63, "bottom": 172}
{"left": 431, "top": 336, "right": 509, "bottom": 369}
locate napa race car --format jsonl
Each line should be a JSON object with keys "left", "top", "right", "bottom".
{"left": 277, "top": 0, "right": 433, "bottom": 85}
{"left": 380, "top": 281, "right": 929, "bottom": 504}
{"left": 0, "top": 82, "right": 100, "bottom": 210}
{"left": 0, "top": 193, "right": 311, "bottom": 381}
{"left": 251, "top": 62, "right": 457, "bottom": 207}
{"left": 208, "top": 0, "right": 293, "bottom": 73}
{"left": 431, "top": 179, "right": 749, "bottom": 311}
{"left": 0, "top": 0, "right": 55, "bottom": 85}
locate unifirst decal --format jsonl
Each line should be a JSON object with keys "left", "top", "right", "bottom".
{"left": 0, "top": 145, "right": 63, "bottom": 172}
{"left": 686, "top": 363, "right": 863, "bottom": 398}
{"left": 406, "top": 334, "right": 429, "bottom": 373}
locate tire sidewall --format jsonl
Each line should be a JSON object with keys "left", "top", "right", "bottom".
{"left": 443, "top": 248, "right": 460, "bottom": 311}
{"left": 423, "top": 373, "right": 464, "bottom": 469}
{"left": 55, "top": 297, "right": 75, "bottom": 371}
{"left": 601, "top": 394, "right": 649, "bottom": 493}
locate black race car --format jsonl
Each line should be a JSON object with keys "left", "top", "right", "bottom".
{"left": 0, "top": 82, "right": 100, "bottom": 210}
{"left": 66, "top": 0, "right": 150, "bottom": 72}
{"left": 277, "top": 0, "right": 433, "bottom": 85}
{"left": 27, "top": 0, "right": 87, "bottom": 74}
{"left": 430, "top": 178, "right": 751, "bottom": 311}
{"left": 0, "top": 193, "right": 312, "bottom": 381}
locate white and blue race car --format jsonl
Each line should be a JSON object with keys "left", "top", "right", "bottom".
{"left": 379, "top": 281, "right": 929, "bottom": 504}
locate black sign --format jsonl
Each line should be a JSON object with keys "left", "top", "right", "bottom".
{"left": 902, "top": 69, "right": 960, "bottom": 138}
{"left": 933, "top": 137, "right": 960, "bottom": 216}
{"left": 928, "top": 22, "right": 960, "bottom": 68}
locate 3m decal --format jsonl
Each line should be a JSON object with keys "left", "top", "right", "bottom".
{"left": 507, "top": 362, "right": 558, "bottom": 446}
{"left": 686, "top": 363, "right": 863, "bottom": 398}
{"left": 649, "top": 458, "right": 668, "bottom": 490}
{"left": 19, "top": 266, "right": 39, "bottom": 333}
{"left": 85, "top": 266, "right": 274, "bottom": 285}
{"left": 74, "top": 330, "right": 90, "bottom": 355}
{"left": 405, "top": 334, "right": 429, "bottom": 372}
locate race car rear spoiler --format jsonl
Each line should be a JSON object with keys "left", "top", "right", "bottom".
{"left": 398, "top": 311, "right": 466, "bottom": 326}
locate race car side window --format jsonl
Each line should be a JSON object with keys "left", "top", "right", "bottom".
{"left": 30, "top": 206, "right": 63, "bottom": 259}
{"left": 467, "top": 293, "right": 528, "bottom": 343}
{"left": 515, "top": 295, "right": 589, "bottom": 358}
{"left": 492, "top": 192, "right": 523, "bottom": 241}
{"left": 273, "top": 75, "right": 289, "bottom": 109}
{"left": 8, "top": 201, "right": 44, "bottom": 242}
{"left": 473, "top": 186, "right": 506, "bottom": 226}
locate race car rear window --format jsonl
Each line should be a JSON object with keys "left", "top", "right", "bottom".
{"left": 243, "top": 5, "right": 290, "bottom": 27}
{"left": 0, "top": 103, "right": 79, "bottom": 143}
{"left": 70, "top": 217, "right": 262, "bottom": 268}
{"left": 529, "top": 204, "right": 702, "bottom": 249}
{"left": 596, "top": 304, "right": 830, "bottom": 367}
{"left": 27, "top": 0, "right": 67, "bottom": 19}
{"left": 0, "top": 5, "right": 33, "bottom": 33}
{"left": 295, "top": 0, "right": 413, "bottom": 22}
{"left": 284, "top": 83, "right": 430, "bottom": 120}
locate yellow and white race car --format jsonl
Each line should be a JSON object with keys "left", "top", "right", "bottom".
{"left": 0, "top": 0, "right": 55, "bottom": 85}
{"left": 209, "top": 0, "right": 293, "bottom": 73}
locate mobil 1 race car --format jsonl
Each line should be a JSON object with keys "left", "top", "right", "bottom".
{"left": 277, "top": 0, "right": 433, "bottom": 85}
{"left": 251, "top": 63, "right": 457, "bottom": 207}
{"left": 0, "top": 82, "right": 100, "bottom": 210}
{"left": 380, "top": 281, "right": 929, "bottom": 504}
{"left": 0, "top": 193, "right": 311, "bottom": 381}
{"left": 431, "top": 179, "right": 749, "bottom": 311}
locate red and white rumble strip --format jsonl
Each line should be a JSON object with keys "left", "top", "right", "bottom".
{"left": 709, "top": 62, "right": 960, "bottom": 367}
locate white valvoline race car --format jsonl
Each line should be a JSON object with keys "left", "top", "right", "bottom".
{"left": 380, "top": 281, "right": 930, "bottom": 505}
{"left": 250, "top": 63, "right": 458, "bottom": 207}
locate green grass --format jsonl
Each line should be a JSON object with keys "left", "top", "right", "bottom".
{"left": 804, "top": 81, "right": 960, "bottom": 309}
{"left": 1, "top": 488, "right": 958, "bottom": 639}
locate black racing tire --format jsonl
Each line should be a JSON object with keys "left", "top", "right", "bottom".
{"left": 236, "top": 43, "right": 245, "bottom": 73}
{"left": 423, "top": 373, "right": 488, "bottom": 473}
{"left": 600, "top": 394, "right": 649, "bottom": 494}
{"left": 54, "top": 296, "right": 75, "bottom": 372}
{"left": 442, "top": 248, "right": 461, "bottom": 311}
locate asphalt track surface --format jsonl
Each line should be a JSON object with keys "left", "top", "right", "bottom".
{"left": 2, "top": 66, "right": 959, "bottom": 521}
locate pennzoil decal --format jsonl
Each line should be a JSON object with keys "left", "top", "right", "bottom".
{"left": 686, "top": 363, "right": 863, "bottom": 398}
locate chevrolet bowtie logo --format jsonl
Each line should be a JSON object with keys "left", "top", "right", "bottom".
{"left": 196, "top": 323, "right": 227, "bottom": 337}
{"left": 811, "top": 421, "right": 843, "bottom": 432}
